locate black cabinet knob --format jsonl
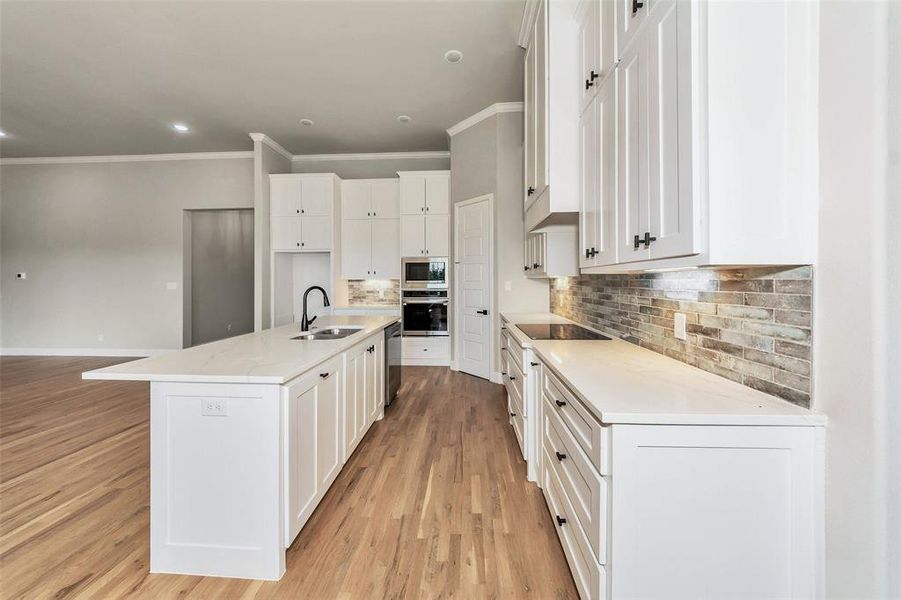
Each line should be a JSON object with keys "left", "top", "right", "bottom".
{"left": 555, "top": 451, "right": 567, "bottom": 461}
{"left": 556, "top": 515, "right": 567, "bottom": 527}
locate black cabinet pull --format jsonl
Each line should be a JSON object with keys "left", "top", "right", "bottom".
{"left": 555, "top": 451, "right": 567, "bottom": 461}
{"left": 510, "top": 412, "right": 516, "bottom": 417}
{"left": 585, "top": 248, "right": 591, "bottom": 259}
{"left": 296, "top": 209, "right": 300, "bottom": 214}
{"left": 524, "top": 265, "right": 529, "bottom": 271}
{"left": 296, "top": 242, "right": 300, "bottom": 247}
{"left": 634, "top": 231, "right": 658, "bottom": 249}
{"left": 556, "top": 515, "right": 567, "bottom": 526}
{"left": 585, "top": 79, "right": 594, "bottom": 90}
{"left": 527, "top": 186, "right": 535, "bottom": 195}
{"left": 590, "top": 70, "right": 599, "bottom": 81}
{"left": 555, "top": 399, "right": 566, "bottom": 408}
{"left": 301, "top": 209, "right": 305, "bottom": 214}
{"left": 476, "top": 309, "right": 488, "bottom": 315}
{"left": 590, "top": 247, "right": 598, "bottom": 257}
{"left": 532, "top": 263, "right": 539, "bottom": 269}
{"left": 319, "top": 372, "right": 329, "bottom": 378}
{"left": 530, "top": 362, "right": 539, "bottom": 367}
{"left": 632, "top": 0, "right": 644, "bottom": 14}
{"left": 509, "top": 375, "right": 516, "bottom": 381}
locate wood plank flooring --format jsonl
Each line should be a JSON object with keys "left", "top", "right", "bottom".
{"left": 0, "top": 358, "right": 577, "bottom": 599}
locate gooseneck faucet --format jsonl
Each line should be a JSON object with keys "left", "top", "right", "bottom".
{"left": 300, "top": 286, "right": 331, "bottom": 332}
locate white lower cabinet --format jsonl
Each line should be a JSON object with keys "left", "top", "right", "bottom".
{"left": 401, "top": 336, "right": 449, "bottom": 366}
{"left": 284, "top": 332, "right": 385, "bottom": 548}
{"left": 284, "top": 355, "right": 342, "bottom": 545}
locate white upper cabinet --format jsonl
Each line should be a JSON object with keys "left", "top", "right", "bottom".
{"left": 270, "top": 174, "right": 338, "bottom": 252}
{"left": 340, "top": 179, "right": 400, "bottom": 279}
{"left": 398, "top": 171, "right": 449, "bottom": 215}
{"left": 522, "top": 0, "right": 579, "bottom": 232}
{"left": 571, "top": 0, "right": 818, "bottom": 272}
{"left": 398, "top": 171, "right": 450, "bottom": 257}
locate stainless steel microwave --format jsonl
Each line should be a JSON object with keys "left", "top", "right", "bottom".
{"left": 401, "top": 257, "right": 448, "bottom": 290}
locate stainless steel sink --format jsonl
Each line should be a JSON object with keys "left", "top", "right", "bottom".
{"left": 291, "top": 326, "right": 364, "bottom": 341}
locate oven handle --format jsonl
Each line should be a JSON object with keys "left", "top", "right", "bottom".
{"left": 403, "top": 300, "right": 450, "bottom": 305}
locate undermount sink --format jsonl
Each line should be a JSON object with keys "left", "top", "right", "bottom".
{"left": 291, "top": 326, "right": 363, "bottom": 341}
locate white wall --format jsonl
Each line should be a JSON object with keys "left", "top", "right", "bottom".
{"left": 815, "top": 2, "right": 898, "bottom": 598}
{"left": 450, "top": 111, "right": 548, "bottom": 375}
{"left": 0, "top": 157, "right": 253, "bottom": 353}
{"left": 253, "top": 142, "right": 291, "bottom": 330}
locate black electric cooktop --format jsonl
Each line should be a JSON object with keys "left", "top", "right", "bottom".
{"left": 516, "top": 323, "right": 611, "bottom": 341}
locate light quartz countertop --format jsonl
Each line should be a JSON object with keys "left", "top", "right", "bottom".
{"left": 501, "top": 312, "right": 826, "bottom": 427}
{"left": 82, "top": 316, "right": 399, "bottom": 385}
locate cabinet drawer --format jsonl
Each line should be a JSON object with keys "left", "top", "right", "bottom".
{"left": 401, "top": 337, "right": 449, "bottom": 359}
{"left": 543, "top": 446, "right": 607, "bottom": 600}
{"left": 544, "top": 400, "right": 607, "bottom": 563}
{"left": 543, "top": 366, "right": 608, "bottom": 475}
{"left": 504, "top": 350, "right": 525, "bottom": 409}
{"left": 501, "top": 328, "right": 524, "bottom": 371}
{"left": 511, "top": 408, "right": 525, "bottom": 459}
{"left": 505, "top": 360, "right": 524, "bottom": 418}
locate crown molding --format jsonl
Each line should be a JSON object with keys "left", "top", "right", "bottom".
{"left": 518, "top": 0, "right": 541, "bottom": 48}
{"left": 292, "top": 150, "right": 450, "bottom": 162}
{"left": 248, "top": 133, "right": 293, "bottom": 162}
{"left": 446, "top": 102, "right": 525, "bottom": 137}
{"left": 0, "top": 151, "right": 253, "bottom": 166}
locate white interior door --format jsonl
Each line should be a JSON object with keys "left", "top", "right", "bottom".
{"left": 455, "top": 196, "right": 492, "bottom": 380}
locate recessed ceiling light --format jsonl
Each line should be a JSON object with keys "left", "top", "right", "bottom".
{"left": 444, "top": 49, "right": 464, "bottom": 64}
{"left": 171, "top": 123, "right": 190, "bottom": 133}
{"left": 299, "top": 118, "right": 315, "bottom": 127}
{"left": 396, "top": 115, "right": 412, "bottom": 124}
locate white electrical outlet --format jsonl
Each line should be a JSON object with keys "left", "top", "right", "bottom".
{"left": 166, "top": 282, "right": 177, "bottom": 290}
{"left": 504, "top": 281, "right": 512, "bottom": 292}
{"left": 674, "top": 312, "right": 687, "bottom": 340}
{"left": 16, "top": 272, "right": 27, "bottom": 280}
{"left": 201, "top": 398, "right": 228, "bottom": 417}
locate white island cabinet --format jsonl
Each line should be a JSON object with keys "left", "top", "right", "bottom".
{"left": 82, "top": 316, "right": 396, "bottom": 581}
{"left": 500, "top": 312, "right": 826, "bottom": 600}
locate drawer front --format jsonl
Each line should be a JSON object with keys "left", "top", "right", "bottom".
{"left": 543, "top": 366, "right": 608, "bottom": 475}
{"left": 501, "top": 328, "right": 524, "bottom": 371}
{"left": 402, "top": 336, "right": 449, "bottom": 359}
{"left": 506, "top": 351, "right": 525, "bottom": 407}
{"left": 511, "top": 410, "right": 525, "bottom": 459}
{"left": 544, "top": 397, "right": 607, "bottom": 563}
{"left": 543, "top": 447, "right": 607, "bottom": 600}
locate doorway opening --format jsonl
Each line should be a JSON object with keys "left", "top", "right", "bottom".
{"left": 182, "top": 209, "right": 254, "bottom": 348}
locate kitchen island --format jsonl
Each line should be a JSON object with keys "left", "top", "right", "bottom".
{"left": 83, "top": 315, "right": 398, "bottom": 580}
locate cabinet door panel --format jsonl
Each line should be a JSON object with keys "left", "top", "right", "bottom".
{"left": 616, "top": 0, "right": 651, "bottom": 56}
{"left": 301, "top": 216, "right": 332, "bottom": 251}
{"left": 424, "top": 176, "right": 449, "bottom": 215}
{"left": 616, "top": 39, "right": 651, "bottom": 263}
{"left": 271, "top": 178, "right": 302, "bottom": 216}
{"left": 370, "top": 180, "right": 399, "bottom": 219}
{"left": 578, "top": 0, "right": 601, "bottom": 112}
{"left": 341, "top": 180, "right": 371, "bottom": 220}
{"left": 365, "top": 339, "right": 382, "bottom": 425}
{"left": 301, "top": 178, "right": 333, "bottom": 216}
{"left": 647, "top": 1, "right": 695, "bottom": 259}
{"left": 534, "top": 0, "right": 548, "bottom": 193}
{"left": 524, "top": 42, "right": 536, "bottom": 205}
{"left": 271, "top": 216, "right": 302, "bottom": 251}
{"left": 424, "top": 214, "right": 449, "bottom": 257}
{"left": 315, "top": 366, "right": 342, "bottom": 491}
{"left": 400, "top": 215, "right": 425, "bottom": 257}
{"left": 370, "top": 219, "right": 400, "bottom": 278}
{"left": 285, "top": 377, "right": 317, "bottom": 545}
{"left": 399, "top": 176, "right": 426, "bottom": 215}
{"left": 595, "top": 74, "right": 618, "bottom": 266}
{"left": 344, "top": 347, "right": 365, "bottom": 461}
{"left": 579, "top": 97, "right": 599, "bottom": 268}
{"left": 341, "top": 220, "right": 373, "bottom": 279}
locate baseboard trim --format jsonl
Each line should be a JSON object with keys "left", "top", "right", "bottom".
{"left": 0, "top": 347, "right": 172, "bottom": 357}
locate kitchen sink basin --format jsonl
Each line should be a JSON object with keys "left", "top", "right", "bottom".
{"left": 291, "top": 326, "right": 364, "bottom": 341}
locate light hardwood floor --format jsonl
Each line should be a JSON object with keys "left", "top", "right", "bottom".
{"left": 0, "top": 357, "right": 577, "bottom": 599}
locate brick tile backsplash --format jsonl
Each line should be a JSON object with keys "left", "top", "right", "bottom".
{"left": 346, "top": 279, "right": 400, "bottom": 306}
{"left": 549, "top": 267, "right": 814, "bottom": 408}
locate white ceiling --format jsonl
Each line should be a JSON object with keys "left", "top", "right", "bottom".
{"left": 0, "top": 0, "right": 525, "bottom": 158}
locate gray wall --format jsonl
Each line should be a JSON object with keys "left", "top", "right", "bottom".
{"left": 187, "top": 209, "right": 254, "bottom": 346}
{"left": 449, "top": 111, "right": 548, "bottom": 375}
{"left": 254, "top": 143, "right": 291, "bottom": 330}
{"left": 292, "top": 156, "right": 449, "bottom": 178}
{"left": 0, "top": 157, "right": 253, "bottom": 352}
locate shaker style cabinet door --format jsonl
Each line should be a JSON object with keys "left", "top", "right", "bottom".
{"left": 425, "top": 214, "right": 449, "bottom": 257}
{"left": 400, "top": 215, "right": 426, "bottom": 257}
{"left": 270, "top": 177, "right": 302, "bottom": 217}
{"left": 341, "top": 219, "right": 373, "bottom": 279}
{"left": 370, "top": 180, "right": 400, "bottom": 219}
{"left": 399, "top": 176, "right": 426, "bottom": 215}
{"left": 300, "top": 177, "right": 333, "bottom": 216}
{"left": 371, "top": 219, "right": 400, "bottom": 278}
{"left": 579, "top": 95, "right": 600, "bottom": 269}
{"left": 341, "top": 180, "right": 371, "bottom": 220}
{"left": 424, "top": 176, "right": 449, "bottom": 215}
{"left": 271, "top": 217, "right": 302, "bottom": 251}
{"left": 300, "top": 216, "right": 332, "bottom": 251}
{"left": 314, "top": 366, "right": 342, "bottom": 493}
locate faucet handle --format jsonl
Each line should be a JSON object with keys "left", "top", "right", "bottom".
{"left": 308, "top": 315, "right": 317, "bottom": 327}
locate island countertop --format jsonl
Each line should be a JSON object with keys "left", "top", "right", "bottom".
{"left": 82, "top": 315, "right": 399, "bottom": 385}
{"left": 501, "top": 312, "right": 826, "bottom": 427}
